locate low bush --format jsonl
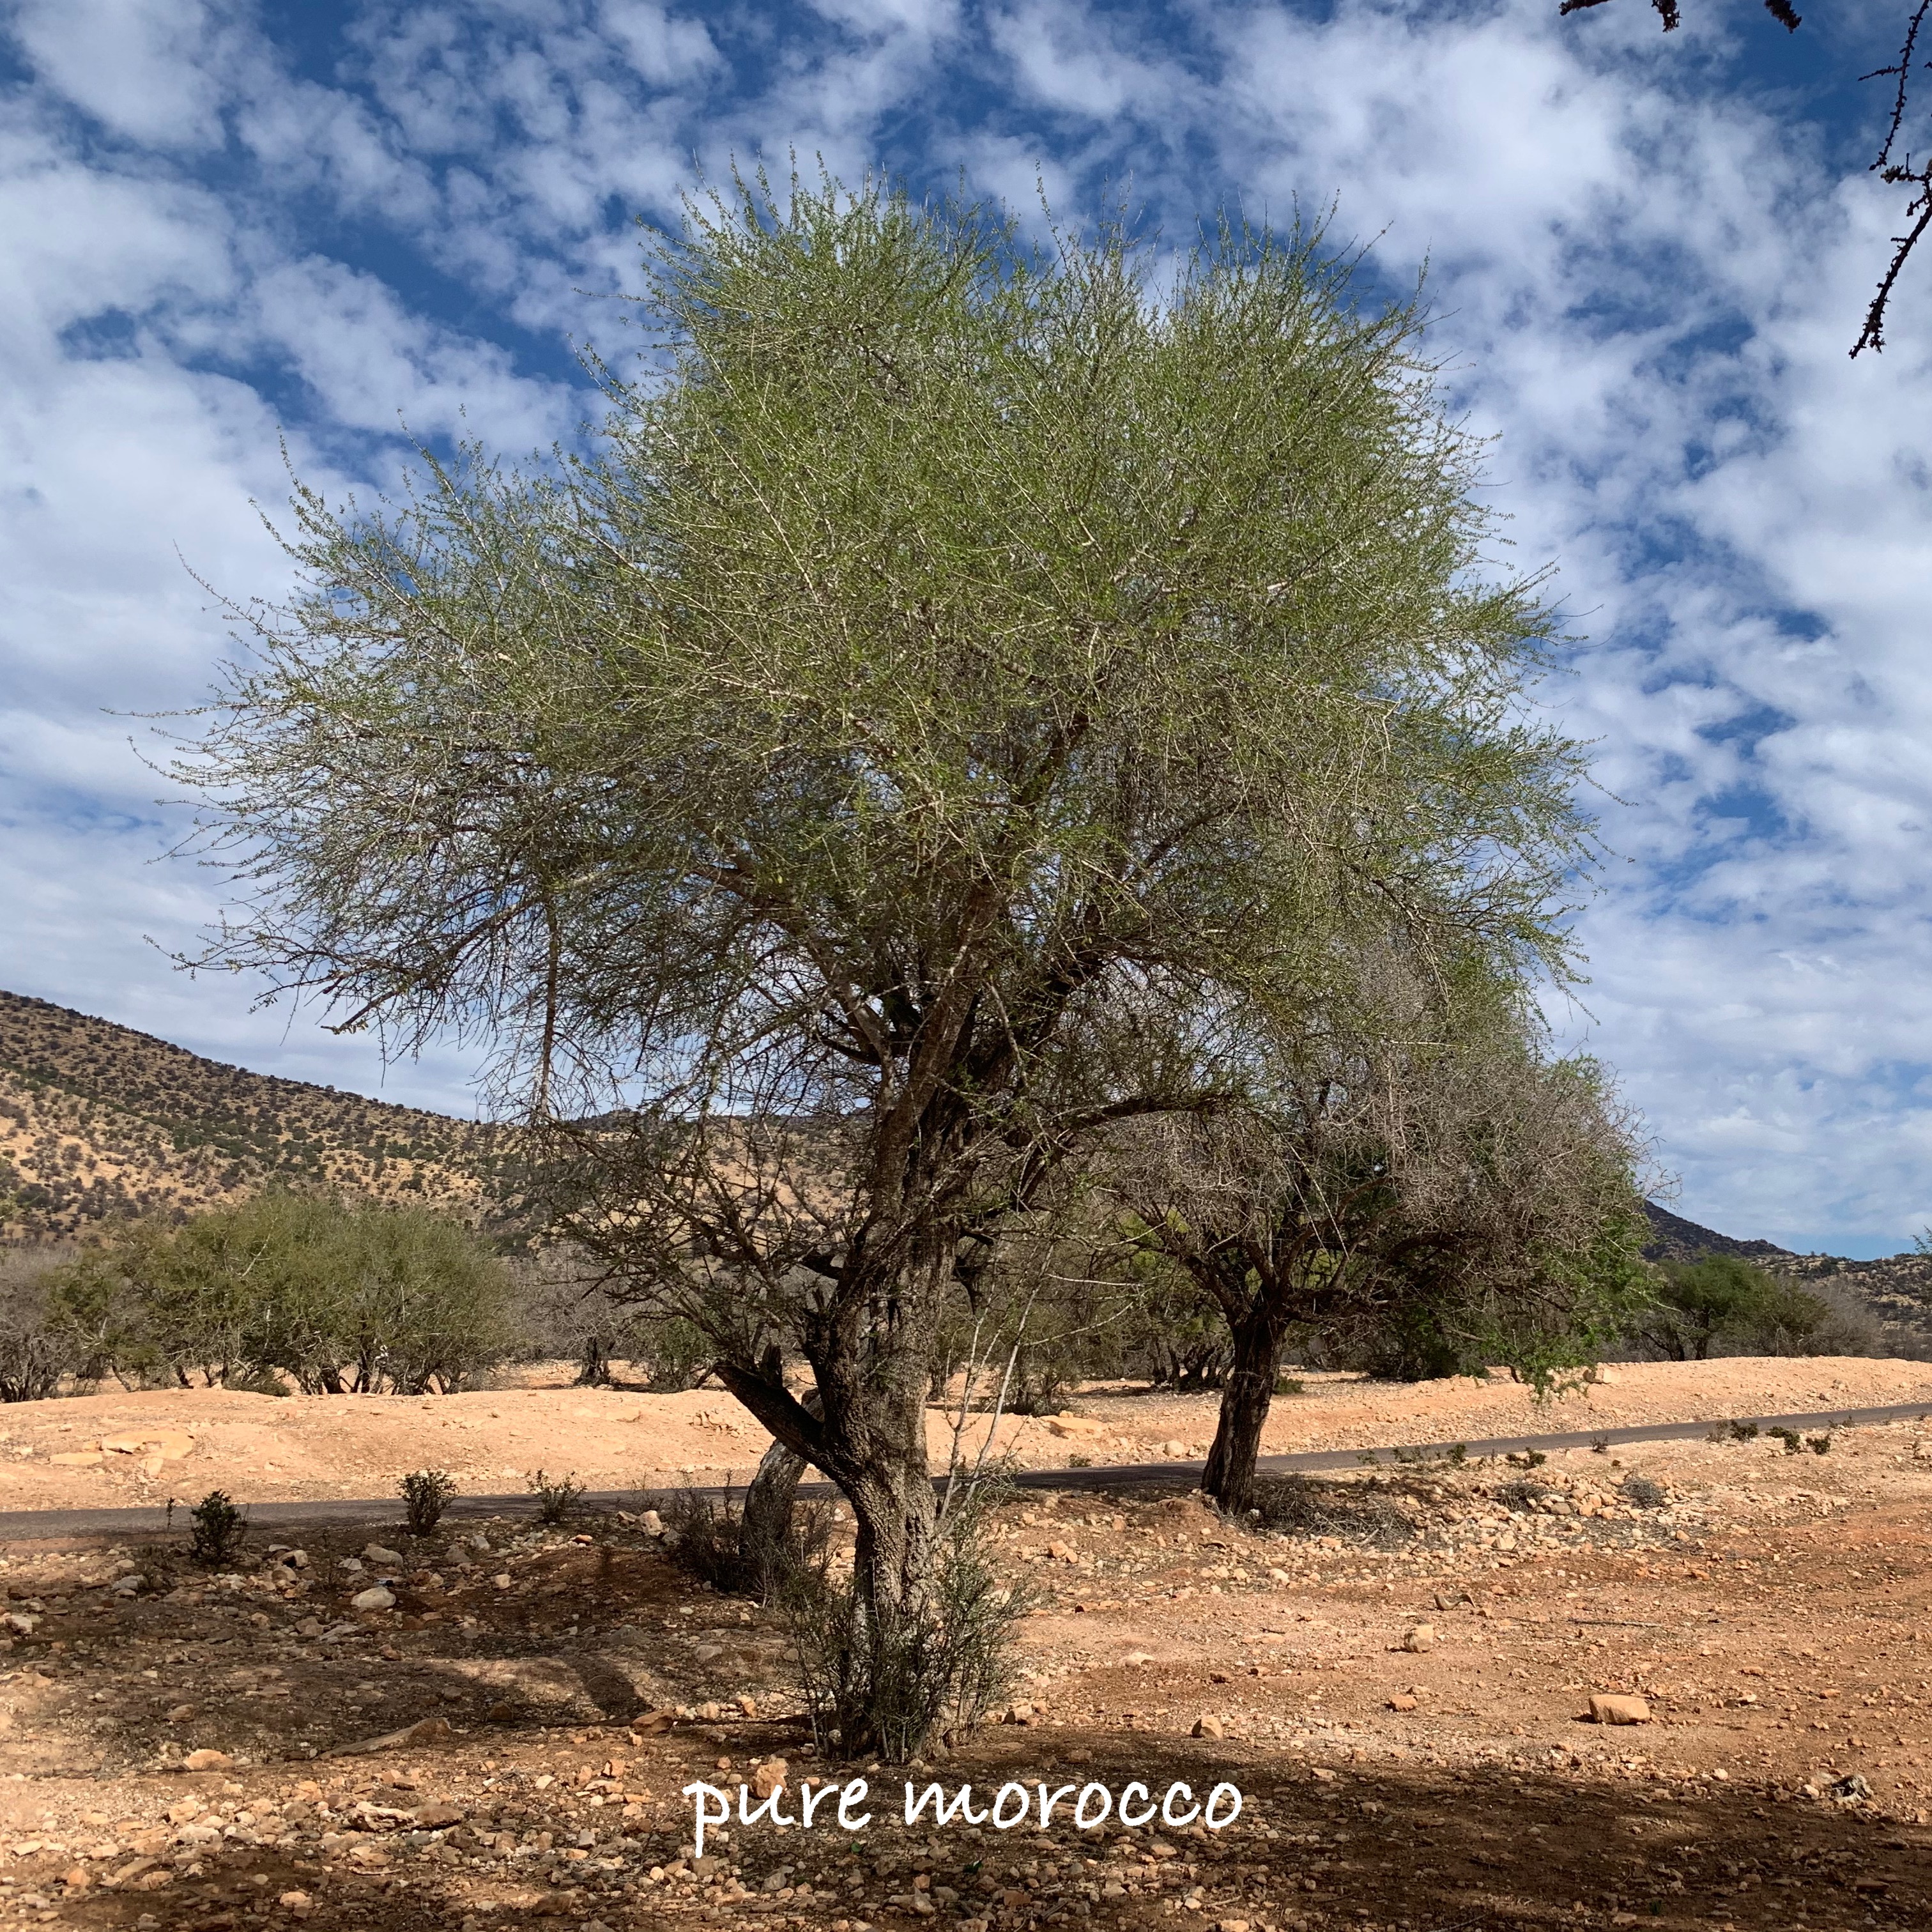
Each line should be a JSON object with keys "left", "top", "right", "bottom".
{"left": 785, "top": 1488, "right": 1025, "bottom": 1763}
{"left": 401, "top": 1468, "right": 457, "bottom": 1535}
{"left": 528, "top": 1469, "right": 586, "bottom": 1524}
{"left": 662, "top": 1486, "right": 838, "bottom": 1599}
{"left": 187, "top": 1491, "right": 247, "bottom": 1567}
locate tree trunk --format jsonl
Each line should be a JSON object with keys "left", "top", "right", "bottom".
{"left": 1202, "top": 1308, "right": 1289, "bottom": 1514}
{"left": 739, "top": 1388, "right": 823, "bottom": 1594}
{"left": 714, "top": 1246, "right": 951, "bottom": 1761}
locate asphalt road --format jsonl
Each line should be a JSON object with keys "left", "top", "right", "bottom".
{"left": 0, "top": 1396, "right": 1922, "bottom": 1544}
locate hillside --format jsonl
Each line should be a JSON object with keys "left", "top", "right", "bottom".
{"left": 0, "top": 991, "right": 523, "bottom": 1241}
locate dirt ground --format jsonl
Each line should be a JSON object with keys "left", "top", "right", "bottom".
{"left": 2, "top": 1355, "right": 1930, "bottom": 1515}
{"left": 1, "top": 1376, "right": 1932, "bottom": 1931}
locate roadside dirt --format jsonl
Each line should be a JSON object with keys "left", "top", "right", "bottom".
{"left": 2, "top": 1354, "right": 1929, "bottom": 1515}
{"left": 1, "top": 1388, "right": 1931, "bottom": 1931}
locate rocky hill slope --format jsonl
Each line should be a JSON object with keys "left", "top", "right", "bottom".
{"left": 0, "top": 991, "right": 521, "bottom": 1241}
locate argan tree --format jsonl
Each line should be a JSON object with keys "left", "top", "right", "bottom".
{"left": 1114, "top": 963, "right": 1650, "bottom": 1513}
{"left": 177, "top": 174, "right": 1593, "bottom": 1754}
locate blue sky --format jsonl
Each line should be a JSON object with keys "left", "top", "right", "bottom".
{"left": 4, "top": 0, "right": 1932, "bottom": 1255}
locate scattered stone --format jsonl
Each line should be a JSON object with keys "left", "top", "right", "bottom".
{"left": 363, "top": 1544, "right": 404, "bottom": 1567}
{"left": 1387, "top": 1693, "right": 1419, "bottom": 1712}
{"left": 183, "top": 1749, "right": 232, "bottom": 1772}
{"left": 1402, "top": 1623, "right": 1437, "bottom": 1653}
{"left": 1192, "top": 1715, "right": 1224, "bottom": 1739}
{"left": 352, "top": 1586, "right": 396, "bottom": 1613}
{"left": 50, "top": 1450, "right": 102, "bottom": 1468}
{"left": 1586, "top": 1694, "right": 1652, "bottom": 1726}
{"left": 279, "top": 1890, "right": 312, "bottom": 1915}
{"left": 752, "top": 1758, "right": 788, "bottom": 1798}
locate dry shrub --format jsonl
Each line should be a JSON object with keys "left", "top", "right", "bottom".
{"left": 1249, "top": 1473, "right": 1416, "bottom": 1548}
{"left": 662, "top": 1487, "right": 836, "bottom": 1600}
{"left": 784, "top": 1489, "right": 1027, "bottom": 1763}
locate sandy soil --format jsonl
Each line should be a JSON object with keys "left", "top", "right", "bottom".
{"left": 1, "top": 1372, "right": 1931, "bottom": 1931}
{"left": 3, "top": 1354, "right": 1929, "bottom": 1516}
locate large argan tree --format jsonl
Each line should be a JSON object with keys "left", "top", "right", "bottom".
{"left": 178, "top": 174, "right": 1593, "bottom": 1754}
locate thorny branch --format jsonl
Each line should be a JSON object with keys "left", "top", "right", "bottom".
{"left": 1558, "top": 0, "right": 1932, "bottom": 354}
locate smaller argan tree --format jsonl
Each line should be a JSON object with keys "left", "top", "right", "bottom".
{"left": 1114, "top": 956, "right": 1652, "bottom": 1512}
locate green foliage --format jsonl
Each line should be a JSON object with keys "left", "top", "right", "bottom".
{"left": 0, "top": 1248, "right": 86, "bottom": 1402}
{"left": 1633, "top": 1255, "right": 1855, "bottom": 1361}
{"left": 188, "top": 1491, "right": 247, "bottom": 1567}
{"left": 401, "top": 1468, "right": 457, "bottom": 1535}
{"left": 51, "top": 1193, "right": 515, "bottom": 1394}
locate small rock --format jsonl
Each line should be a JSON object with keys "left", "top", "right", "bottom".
{"left": 1045, "top": 1414, "right": 1107, "bottom": 1439}
{"left": 50, "top": 1451, "right": 103, "bottom": 1467}
{"left": 1124, "top": 1650, "right": 1156, "bottom": 1666}
{"left": 279, "top": 1890, "right": 312, "bottom": 1914}
{"left": 1586, "top": 1694, "right": 1652, "bottom": 1726}
{"left": 352, "top": 1586, "right": 396, "bottom": 1613}
{"left": 1387, "top": 1693, "right": 1418, "bottom": 1712}
{"left": 751, "top": 1758, "right": 788, "bottom": 1798}
{"left": 640, "top": 1510, "right": 664, "bottom": 1535}
{"left": 363, "top": 1544, "right": 404, "bottom": 1568}
{"left": 1192, "top": 1715, "right": 1224, "bottom": 1739}
{"left": 491, "top": 1572, "right": 512, "bottom": 1590}
{"left": 183, "top": 1749, "right": 232, "bottom": 1772}
{"left": 1402, "top": 1623, "right": 1436, "bottom": 1653}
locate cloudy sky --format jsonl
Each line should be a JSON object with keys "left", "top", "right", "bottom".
{"left": 3, "top": 0, "right": 1930, "bottom": 1254}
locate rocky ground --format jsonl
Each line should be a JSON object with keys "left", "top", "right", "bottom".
{"left": 1, "top": 1408, "right": 1931, "bottom": 1931}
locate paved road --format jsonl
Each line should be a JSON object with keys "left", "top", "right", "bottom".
{"left": 0, "top": 1397, "right": 1921, "bottom": 1545}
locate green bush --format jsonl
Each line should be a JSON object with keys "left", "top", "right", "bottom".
{"left": 401, "top": 1468, "right": 457, "bottom": 1535}
{"left": 48, "top": 1194, "right": 516, "bottom": 1394}
{"left": 188, "top": 1491, "right": 247, "bottom": 1567}
{"left": 1632, "top": 1255, "right": 1865, "bottom": 1361}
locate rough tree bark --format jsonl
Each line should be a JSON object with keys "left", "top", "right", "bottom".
{"left": 1200, "top": 1302, "right": 1295, "bottom": 1514}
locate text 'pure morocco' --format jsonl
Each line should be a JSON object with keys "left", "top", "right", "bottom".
{"left": 682, "top": 1774, "right": 1244, "bottom": 1857}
